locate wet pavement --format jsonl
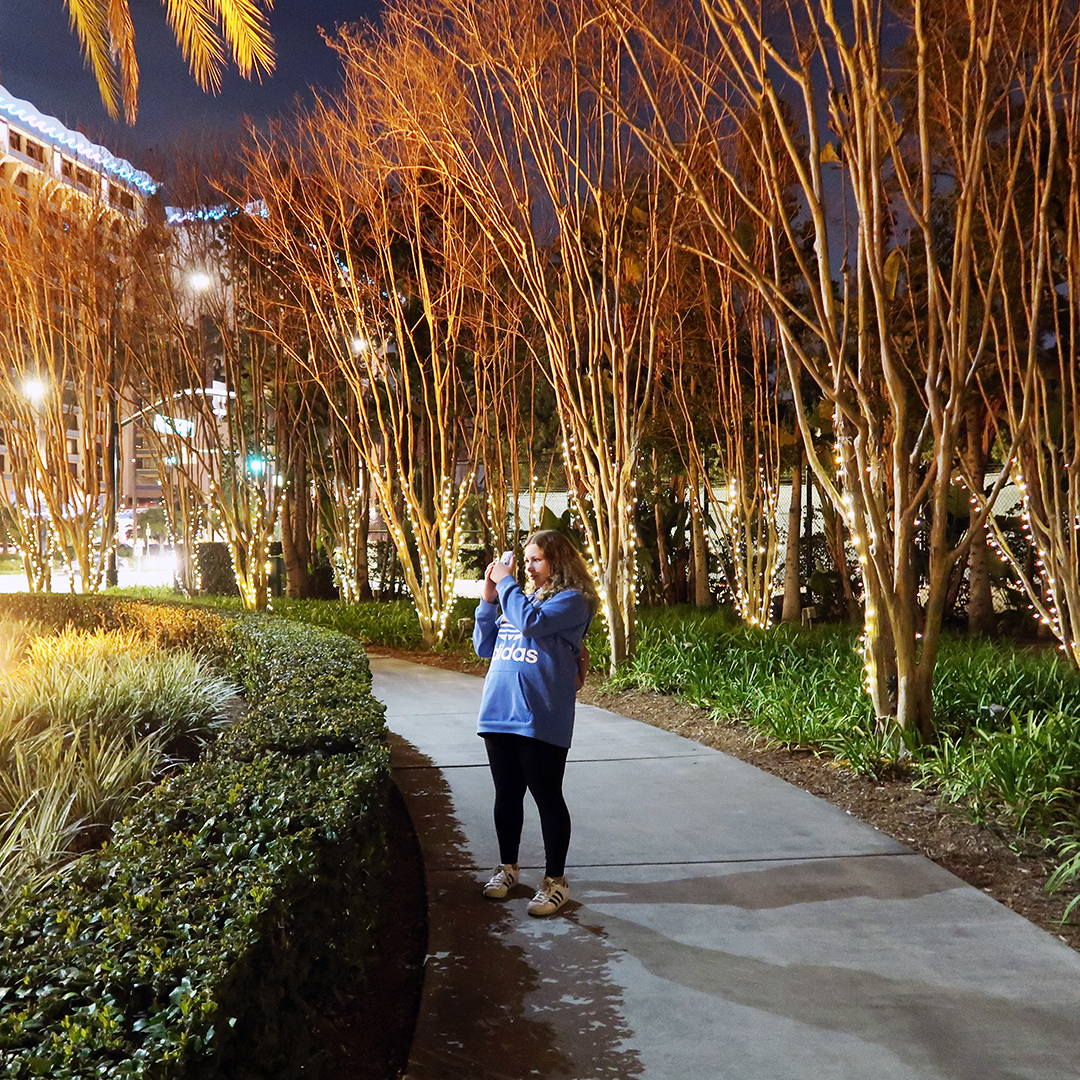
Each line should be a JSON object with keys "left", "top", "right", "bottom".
{"left": 371, "top": 655, "right": 1080, "bottom": 1080}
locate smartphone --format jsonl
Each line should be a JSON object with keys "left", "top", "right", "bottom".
{"left": 500, "top": 551, "right": 514, "bottom": 565}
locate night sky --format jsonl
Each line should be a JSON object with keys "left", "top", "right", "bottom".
{"left": 0, "top": 1, "right": 384, "bottom": 173}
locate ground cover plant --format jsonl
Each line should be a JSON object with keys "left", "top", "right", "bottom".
{"left": 0, "top": 624, "right": 237, "bottom": 912}
{"left": 592, "top": 608, "right": 1080, "bottom": 919}
{"left": 0, "top": 597, "right": 392, "bottom": 1079}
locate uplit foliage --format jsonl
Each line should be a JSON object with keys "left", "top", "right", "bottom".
{"left": 0, "top": 599, "right": 391, "bottom": 1077}
{"left": 58, "top": 0, "right": 275, "bottom": 124}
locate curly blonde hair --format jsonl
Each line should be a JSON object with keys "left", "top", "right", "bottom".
{"left": 526, "top": 530, "right": 600, "bottom": 618}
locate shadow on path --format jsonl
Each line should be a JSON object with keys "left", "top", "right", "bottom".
{"left": 392, "top": 734, "right": 644, "bottom": 1080}
{"left": 574, "top": 899, "right": 1080, "bottom": 1080}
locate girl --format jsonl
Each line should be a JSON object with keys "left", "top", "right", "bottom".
{"left": 472, "top": 530, "right": 599, "bottom": 916}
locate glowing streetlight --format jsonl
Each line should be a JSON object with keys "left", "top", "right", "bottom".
{"left": 189, "top": 270, "right": 212, "bottom": 292}
{"left": 23, "top": 378, "right": 47, "bottom": 405}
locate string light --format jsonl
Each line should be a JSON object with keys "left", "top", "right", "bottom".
{"left": 0, "top": 87, "right": 157, "bottom": 194}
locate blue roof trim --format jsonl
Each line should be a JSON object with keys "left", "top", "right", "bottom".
{"left": 0, "top": 84, "right": 157, "bottom": 195}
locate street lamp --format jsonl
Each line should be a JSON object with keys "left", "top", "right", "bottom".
{"left": 23, "top": 378, "right": 46, "bottom": 405}
{"left": 22, "top": 377, "right": 49, "bottom": 590}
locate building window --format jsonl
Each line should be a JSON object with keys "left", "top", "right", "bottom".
{"left": 14, "top": 171, "right": 28, "bottom": 189}
{"left": 61, "top": 158, "right": 74, "bottom": 180}
{"left": 8, "top": 131, "right": 22, "bottom": 154}
{"left": 77, "top": 166, "right": 93, "bottom": 188}
{"left": 112, "top": 187, "right": 136, "bottom": 212}
{"left": 24, "top": 140, "right": 45, "bottom": 165}
{"left": 0, "top": 454, "right": 5, "bottom": 474}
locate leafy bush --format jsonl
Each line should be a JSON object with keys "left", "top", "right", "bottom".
{"left": 0, "top": 627, "right": 238, "bottom": 909}
{"left": 269, "top": 597, "right": 425, "bottom": 648}
{"left": 0, "top": 595, "right": 230, "bottom": 660}
{"left": 0, "top": 602, "right": 391, "bottom": 1079}
{"left": 920, "top": 710, "right": 1080, "bottom": 830}
{"left": 197, "top": 542, "right": 240, "bottom": 597}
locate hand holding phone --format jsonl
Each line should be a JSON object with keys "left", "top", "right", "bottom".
{"left": 500, "top": 551, "right": 514, "bottom": 565}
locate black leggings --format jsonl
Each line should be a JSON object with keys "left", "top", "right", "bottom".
{"left": 483, "top": 733, "right": 571, "bottom": 878}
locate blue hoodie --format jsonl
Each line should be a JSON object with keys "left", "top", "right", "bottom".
{"left": 473, "top": 575, "right": 592, "bottom": 749}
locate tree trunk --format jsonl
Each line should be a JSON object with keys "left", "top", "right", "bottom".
{"left": 356, "top": 463, "right": 373, "bottom": 601}
{"left": 781, "top": 449, "right": 803, "bottom": 622}
{"left": 601, "top": 509, "right": 638, "bottom": 672}
{"left": 688, "top": 459, "right": 711, "bottom": 608}
{"left": 653, "top": 452, "right": 675, "bottom": 605}
{"left": 281, "top": 443, "right": 312, "bottom": 599}
{"left": 964, "top": 400, "right": 994, "bottom": 635}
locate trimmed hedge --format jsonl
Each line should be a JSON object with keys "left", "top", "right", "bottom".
{"left": 0, "top": 599, "right": 391, "bottom": 1079}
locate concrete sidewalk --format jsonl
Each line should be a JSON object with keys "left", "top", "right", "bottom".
{"left": 371, "top": 655, "right": 1080, "bottom": 1080}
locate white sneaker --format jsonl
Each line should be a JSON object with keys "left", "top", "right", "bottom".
{"left": 527, "top": 876, "right": 570, "bottom": 916}
{"left": 482, "top": 864, "right": 519, "bottom": 898}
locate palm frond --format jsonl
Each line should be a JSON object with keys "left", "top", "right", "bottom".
{"left": 163, "top": 0, "right": 226, "bottom": 95}
{"left": 108, "top": 0, "right": 139, "bottom": 124}
{"left": 61, "top": 0, "right": 274, "bottom": 122}
{"left": 65, "top": 0, "right": 123, "bottom": 120}
{"left": 210, "top": 0, "right": 275, "bottom": 80}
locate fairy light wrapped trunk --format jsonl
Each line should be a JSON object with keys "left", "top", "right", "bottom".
{"left": 605, "top": 0, "right": 1074, "bottom": 739}
{"left": 241, "top": 45, "right": 484, "bottom": 648}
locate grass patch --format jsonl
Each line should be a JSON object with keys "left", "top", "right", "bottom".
{"left": 0, "top": 626, "right": 237, "bottom": 912}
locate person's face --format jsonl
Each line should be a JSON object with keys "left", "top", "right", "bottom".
{"left": 523, "top": 542, "right": 552, "bottom": 589}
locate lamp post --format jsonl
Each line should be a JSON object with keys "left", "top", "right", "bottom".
{"left": 107, "top": 389, "right": 119, "bottom": 587}
{"left": 22, "top": 378, "right": 49, "bottom": 591}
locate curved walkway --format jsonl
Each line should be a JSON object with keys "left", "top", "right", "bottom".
{"left": 370, "top": 655, "right": 1080, "bottom": 1080}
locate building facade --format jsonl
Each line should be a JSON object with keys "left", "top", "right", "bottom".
{"left": 0, "top": 86, "right": 163, "bottom": 550}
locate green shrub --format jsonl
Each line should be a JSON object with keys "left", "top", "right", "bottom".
{"left": 0, "top": 596, "right": 231, "bottom": 660}
{"left": 919, "top": 709, "right": 1080, "bottom": 830}
{"left": 0, "top": 602, "right": 390, "bottom": 1079}
{"left": 268, "top": 597, "right": 424, "bottom": 648}
{"left": 0, "top": 626, "right": 239, "bottom": 909}
{"left": 197, "top": 542, "right": 240, "bottom": 597}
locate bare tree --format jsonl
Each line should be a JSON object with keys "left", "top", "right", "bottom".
{"left": 134, "top": 211, "right": 281, "bottom": 610}
{"left": 976, "top": 5, "right": 1080, "bottom": 669}
{"left": 609, "top": 0, "right": 1066, "bottom": 737}
{"left": 0, "top": 182, "right": 138, "bottom": 592}
{"left": 243, "top": 52, "right": 484, "bottom": 648}
{"left": 666, "top": 242, "right": 786, "bottom": 627}
{"left": 366, "top": 0, "right": 682, "bottom": 667}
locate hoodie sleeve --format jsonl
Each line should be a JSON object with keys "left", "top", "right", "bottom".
{"left": 472, "top": 598, "right": 500, "bottom": 658}
{"left": 495, "top": 576, "right": 590, "bottom": 640}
